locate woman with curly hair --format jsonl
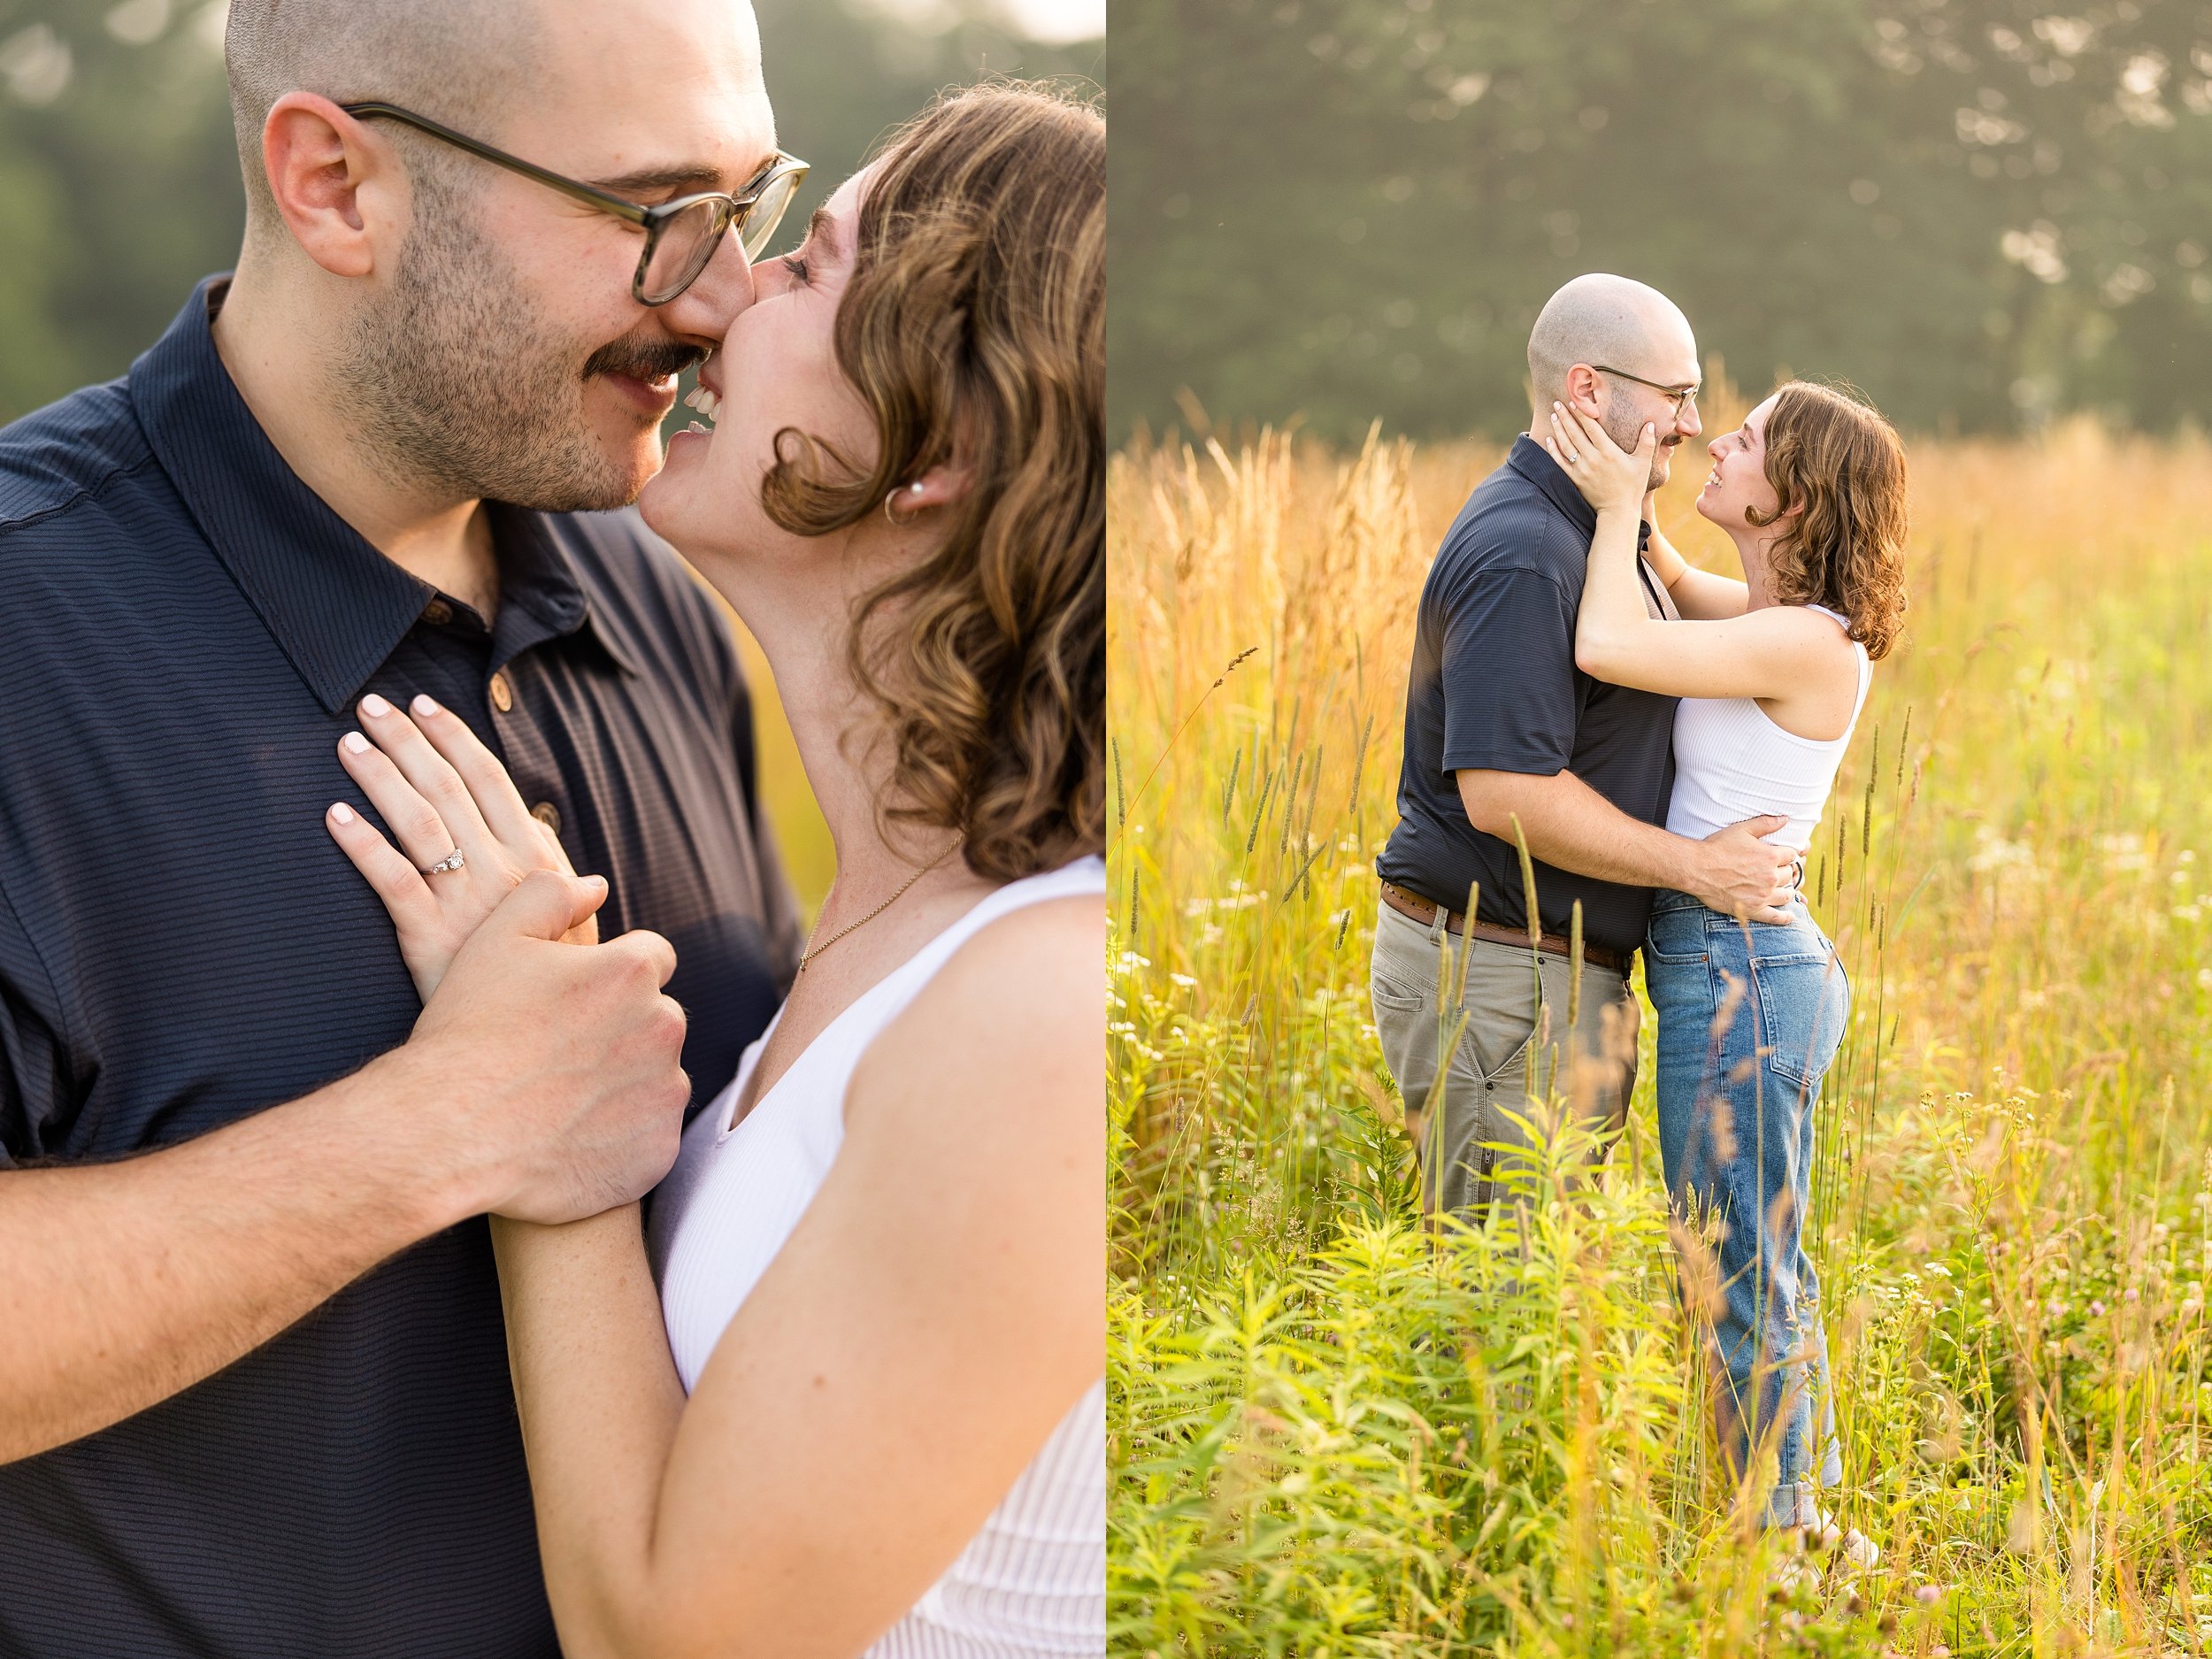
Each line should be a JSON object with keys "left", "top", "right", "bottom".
{"left": 320, "top": 81, "right": 1104, "bottom": 1656}
{"left": 1543, "top": 381, "right": 1908, "bottom": 1565}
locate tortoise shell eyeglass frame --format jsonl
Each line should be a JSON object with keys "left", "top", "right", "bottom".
{"left": 338, "top": 100, "right": 809, "bottom": 306}
{"left": 1589, "top": 364, "right": 1702, "bottom": 419}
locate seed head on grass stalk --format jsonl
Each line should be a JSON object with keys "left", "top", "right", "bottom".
{"left": 1108, "top": 422, "right": 2212, "bottom": 1655}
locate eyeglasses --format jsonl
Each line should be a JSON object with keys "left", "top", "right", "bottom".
{"left": 1591, "top": 364, "right": 1701, "bottom": 418}
{"left": 340, "top": 101, "right": 809, "bottom": 306}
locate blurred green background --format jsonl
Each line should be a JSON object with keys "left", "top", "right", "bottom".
{"left": 1110, "top": 0, "right": 2212, "bottom": 443}
{"left": 0, "top": 0, "right": 1102, "bottom": 915}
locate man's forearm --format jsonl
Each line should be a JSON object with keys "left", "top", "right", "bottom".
{"left": 1458, "top": 766, "right": 1694, "bottom": 894}
{"left": 0, "top": 1048, "right": 477, "bottom": 1463}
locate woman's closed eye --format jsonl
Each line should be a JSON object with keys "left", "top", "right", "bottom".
{"left": 779, "top": 251, "right": 809, "bottom": 284}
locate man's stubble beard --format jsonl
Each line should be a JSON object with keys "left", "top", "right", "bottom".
{"left": 1601, "top": 385, "right": 1672, "bottom": 493}
{"left": 334, "top": 185, "right": 645, "bottom": 514}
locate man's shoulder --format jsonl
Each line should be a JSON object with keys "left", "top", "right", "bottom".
{"left": 1432, "top": 465, "right": 1586, "bottom": 592}
{"left": 0, "top": 380, "right": 159, "bottom": 552}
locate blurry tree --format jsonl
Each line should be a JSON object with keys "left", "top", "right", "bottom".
{"left": 1110, "top": 0, "right": 2212, "bottom": 441}
{"left": 0, "top": 0, "right": 1102, "bottom": 423}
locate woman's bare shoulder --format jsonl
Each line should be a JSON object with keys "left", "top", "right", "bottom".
{"left": 850, "top": 889, "right": 1104, "bottom": 1125}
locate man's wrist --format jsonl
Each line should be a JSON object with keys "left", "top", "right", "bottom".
{"left": 335, "top": 1042, "right": 509, "bottom": 1232}
{"left": 1666, "top": 833, "right": 1714, "bottom": 901}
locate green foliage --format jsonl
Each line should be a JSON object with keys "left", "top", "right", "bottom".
{"left": 0, "top": 0, "right": 1102, "bottom": 424}
{"left": 1109, "top": 422, "right": 2212, "bottom": 1654}
{"left": 1110, "top": 0, "right": 2212, "bottom": 443}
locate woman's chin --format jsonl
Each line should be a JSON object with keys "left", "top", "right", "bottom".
{"left": 641, "top": 430, "right": 708, "bottom": 541}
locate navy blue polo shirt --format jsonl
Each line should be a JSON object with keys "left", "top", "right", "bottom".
{"left": 0, "top": 280, "right": 801, "bottom": 1657}
{"left": 1377, "top": 435, "right": 1678, "bottom": 957}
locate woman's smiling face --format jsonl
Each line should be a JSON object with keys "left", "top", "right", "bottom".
{"left": 639, "top": 165, "right": 879, "bottom": 567}
{"left": 1694, "top": 392, "right": 1785, "bottom": 534}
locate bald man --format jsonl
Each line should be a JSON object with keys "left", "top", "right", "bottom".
{"left": 0, "top": 2, "right": 803, "bottom": 1652}
{"left": 1371, "top": 273, "right": 1798, "bottom": 1219}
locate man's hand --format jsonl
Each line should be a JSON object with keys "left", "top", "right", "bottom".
{"left": 0, "top": 874, "right": 689, "bottom": 1464}
{"left": 403, "top": 871, "right": 690, "bottom": 1224}
{"left": 1682, "top": 815, "right": 1797, "bottom": 924}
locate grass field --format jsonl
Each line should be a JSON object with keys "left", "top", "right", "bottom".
{"left": 1106, "top": 391, "right": 2212, "bottom": 1657}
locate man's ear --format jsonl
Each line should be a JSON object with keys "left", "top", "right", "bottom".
{"left": 262, "top": 93, "right": 403, "bottom": 280}
{"left": 1560, "top": 364, "right": 1604, "bottom": 417}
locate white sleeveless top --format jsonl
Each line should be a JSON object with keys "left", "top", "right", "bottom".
{"left": 1663, "top": 604, "right": 1871, "bottom": 851}
{"left": 647, "top": 856, "right": 1107, "bottom": 1658}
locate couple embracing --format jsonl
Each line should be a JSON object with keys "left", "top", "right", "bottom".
{"left": 0, "top": 1, "right": 1102, "bottom": 1655}
{"left": 1371, "top": 274, "right": 1908, "bottom": 1561}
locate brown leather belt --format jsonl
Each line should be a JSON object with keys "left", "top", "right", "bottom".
{"left": 1379, "top": 879, "right": 1629, "bottom": 973}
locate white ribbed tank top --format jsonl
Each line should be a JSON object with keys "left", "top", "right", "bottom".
{"left": 1664, "top": 604, "right": 1871, "bottom": 851}
{"left": 647, "top": 856, "right": 1107, "bottom": 1659}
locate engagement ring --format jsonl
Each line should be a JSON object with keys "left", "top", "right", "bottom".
{"left": 422, "top": 850, "right": 466, "bottom": 876}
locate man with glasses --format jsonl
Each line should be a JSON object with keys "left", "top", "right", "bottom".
{"left": 1371, "top": 273, "right": 1800, "bottom": 1220}
{"left": 0, "top": 1, "right": 805, "bottom": 1653}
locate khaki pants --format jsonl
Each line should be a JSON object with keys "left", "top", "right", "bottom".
{"left": 1369, "top": 895, "right": 1638, "bottom": 1217}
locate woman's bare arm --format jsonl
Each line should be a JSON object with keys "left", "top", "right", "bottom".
{"left": 1551, "top": 406, "right": 1851, "bottom": 704}
{"left": 493, "top": 896, "right": 1103, "bottom": 1659}
{"left": 1644, "top": 511, "right": 1749, "bottom": 620}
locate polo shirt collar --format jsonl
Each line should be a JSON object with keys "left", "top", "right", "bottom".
{"left": 481, "top": 503, "right": 641, "bottom": 680}
{"left": 1505, "top": 431, "right": 1651, "bottom": 553}
{"left": 128, "top": 277, "right": 634, "bottom": 712}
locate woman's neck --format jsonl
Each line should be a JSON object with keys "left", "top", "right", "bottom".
{"left": 1724, "top": 523, "right": 1785, "bottom": 612}
{"left": 729, "top": 577, "right": 957, "bottom": 900}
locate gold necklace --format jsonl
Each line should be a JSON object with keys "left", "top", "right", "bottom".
{"left": 796, "top": 838, "right": 965, "bottom": 974}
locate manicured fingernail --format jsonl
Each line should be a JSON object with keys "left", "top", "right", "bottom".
{"left": 342, "top": 732, "right": 370, "bottom": 754}
{"left": 330, "top": 803, "right": 355, "bottom": 823}
{"left": 412, "top": 694, "right": 441, "bottom": 717}
{"left": 361, "top": 694, "right": 392, "bottom": 718}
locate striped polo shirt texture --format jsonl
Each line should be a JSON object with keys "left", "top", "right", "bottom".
{"left": 0, "top": 279, "right": 801, "bottom": 1657}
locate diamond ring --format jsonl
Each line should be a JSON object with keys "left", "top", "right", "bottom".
{"left": 422, "top": 850, "right": 466, "bottom": 876}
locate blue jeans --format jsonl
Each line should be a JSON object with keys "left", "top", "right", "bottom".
{"left": 1645, "top": 890, "right": 1847, "bottom": 1527}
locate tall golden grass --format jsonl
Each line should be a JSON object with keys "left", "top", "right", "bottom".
{"left": 1108, "top": 387, "right": 2212, "bottom": 1656}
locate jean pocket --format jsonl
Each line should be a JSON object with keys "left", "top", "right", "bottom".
{"left": 1643, "top": 905, "right": 1710, "bottom": 966}
{"left": 1749, "top": 950, "right": 1850, "bottom": 1089}
{"left": 1370, "top": 903, "right": 1441, "bottom": 1013}
{"left": 1371, "top": 973, "right": 1426, "bottom": 1015}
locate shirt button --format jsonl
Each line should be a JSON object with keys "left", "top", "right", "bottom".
{"left": 531, "top": 801, "right": 562, "bottom": 836}
{"left": 422, "top": 599, "right": 452, "bottom": 626}
{"left": 488, "top": 672, "right": 514, "bottom": 713}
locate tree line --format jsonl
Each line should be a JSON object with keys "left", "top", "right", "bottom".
{"left": 0, "top": 0, "right": 1102, "bottom": 425}
{"left": 1110, "top": 0, "right": 2212, "bottom": 442}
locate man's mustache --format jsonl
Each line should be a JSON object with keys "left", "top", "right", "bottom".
{"left": 583, "top": 338, "right": 708, "bottom": 385}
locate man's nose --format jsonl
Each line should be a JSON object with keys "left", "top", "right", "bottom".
{"left": 655, "top": 229, "right": 759, "bottom": 351}
{"left": 1676, "top": 398, "right": 1704, "bottom": 440}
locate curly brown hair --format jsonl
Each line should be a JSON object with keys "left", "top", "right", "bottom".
{"left": 1746, "top": 380, "right": 1910, "bottom": 660}
{"left": 758, "top": 81, "right": 1104, "bottom": 881}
